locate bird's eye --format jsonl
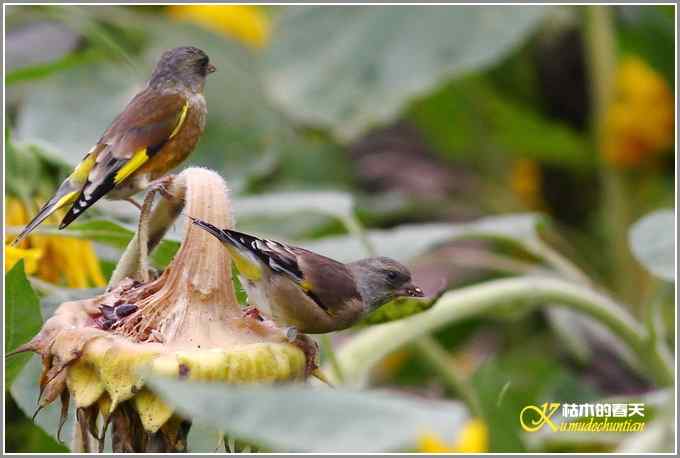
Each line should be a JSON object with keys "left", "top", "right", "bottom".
{"left": 387, "top": 271, "right": 398, "bottom": 281}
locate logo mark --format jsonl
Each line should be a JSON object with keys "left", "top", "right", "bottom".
{"left": 520, "top": 402, "right": 561, "bottom": 432}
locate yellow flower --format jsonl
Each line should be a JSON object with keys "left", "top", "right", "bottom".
{"left": 510, "top": 159, "right": 544, "bottom": 210}
{"left": 4, "top": 197, "right": 107, "bottom": 288}
{"left": 5, "top": 246, "right": 43, "bottom": 274}
{"left": 167, "top": 5, "right": 270, "bottom": 48}
{"left": 418, "top": 418, "right": 489, "bottom": 453}
{"left": 601, "top": 56, "right": 674, "bottom": 168}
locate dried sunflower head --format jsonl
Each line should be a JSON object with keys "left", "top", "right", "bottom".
{"left": 11, "top": 168, "right": 311, "bottom": 452}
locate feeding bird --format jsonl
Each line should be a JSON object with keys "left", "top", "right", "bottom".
{"left": 190, "top": 217, "right": 424, "bottom": 334}
{"left": 11, "top": 46, "right": 216, "bottom": 246}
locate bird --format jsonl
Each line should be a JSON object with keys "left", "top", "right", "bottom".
{"left": 190, "top": 217, "right": 425, "bottom": 334}
{"left": 11, "top": 46, "right": 216, "bottom": 246}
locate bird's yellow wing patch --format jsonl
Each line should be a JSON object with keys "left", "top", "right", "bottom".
{"left": 169, "top": 103, "right": 189, "bottom": 139}
{"left": 300, "top": 280, "right": 312, "bottom": 292}
{"left": 114, "top": 148, "right": 149, "bottom": 184}
{"left": 224, "top": 245, "right": 262, "bottom": 281}
{"left": 55, "top": 190, "right": 79, "bottom": 209}
{"left": 70, "top": 153, "right": 97, "bottom": 183}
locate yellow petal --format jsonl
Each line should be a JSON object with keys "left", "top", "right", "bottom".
{"left": 133, "top": 389, "right": 174, "bottom": 434}
{"left": 66, "top": 360, "right": 105, "bottom": 408}
{"left": 454, "top": 418, "right": 489, "bottom": 453}
{"left": 417, "top": 433, "right": 456, "bottom": 453}
{"left": 167, "top": 5, "right": 270, "bottom": 48}
{"left": 81, "top": 240, "right": 107, "bottom": 287}
{"left": 5, "top": 245, "right": 43, "bottom": 274}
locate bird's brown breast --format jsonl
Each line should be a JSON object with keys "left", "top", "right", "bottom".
{"left": 138, "top": 94, "right": 207, "bottom": 180}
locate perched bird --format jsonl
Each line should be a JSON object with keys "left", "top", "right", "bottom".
{"left": 11, "top": 46, "right": 216, "bottom": 246}
{"left": 190, "top": 218, "right": 424, "bottom": 334}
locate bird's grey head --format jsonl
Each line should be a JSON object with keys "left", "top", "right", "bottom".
{"left": 149, "top": 46, "right": 216, "bottom": 93}
{"left": 349, "top": 256, "right": 424, "bottom": 312}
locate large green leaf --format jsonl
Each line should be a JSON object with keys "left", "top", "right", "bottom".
{"left": 147, "top": 377, "right": 467, "bottom": 452}
{"left": 410, "top": 76, "right": 593, "bottom": 168}
{"left": 304, "top": 213, "right": 543, "bottom": 263}
{"left": 5, "top": 261, "right": 43, "bottom": 386}
{"left": 629, "top": 210, "right": 675, "bottom": 281}
{"left": 264, "top": 5, "right": 548, "bottom": 141}
{"left": 330, "top": 276, "right": 652, "bottom": 387}
{"left": 47, "top": 219, "right": 180, "bottom": 268}
{"left": 234, "top": 191, "right": 354, "bottom": 221}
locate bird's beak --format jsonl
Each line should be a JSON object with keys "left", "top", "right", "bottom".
{"left": 207, "top": 63, "right": 217, "bottom": 74}
{"left": 397, "top": 283, "right": 425, "bottom": 298}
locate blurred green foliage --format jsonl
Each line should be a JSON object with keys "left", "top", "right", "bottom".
{"left": 4, "top": 4, "right": 675, "bottom": 453}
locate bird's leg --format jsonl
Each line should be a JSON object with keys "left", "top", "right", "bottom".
{"left": 137, "top": 189, "right": 158, "bottom": 283}
{"left": 124, "top": 197, "right": 143, "bottom": 211}
{"left": 148, "top": 175, "right": 176, "bottom": 200}
{"left": 291, "top": 333, "right": 320, "bottom": 379}
{"left": 285, "top": 326, "right": 298, "bottom": 343}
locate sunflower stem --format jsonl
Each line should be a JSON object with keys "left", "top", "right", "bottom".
{"left": 583, "top": 5, "right": 641, "bottom": 309}
{"left": 320, "top": 334, "right": 345, "bottom": 384}
{"left": 412, "top": 336, "right": 482, "bottom": 417}
{"left": 331, "top": 276, "right": 673, "bottom": 388}
{"left": 341, "top": 214, "right": 376, "bottom": 257}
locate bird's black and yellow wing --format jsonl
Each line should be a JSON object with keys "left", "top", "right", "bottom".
{"left": 10, "top": 152, "right": 98, "bottom": 245}
{"left": 190, "top": 219, "right": 361, "bottom": 313}
{"left": 12, "top": 90, "right": 190, "bottom": 243}
{"left": 59, "top": 90, "right": 190, "bottom": 229}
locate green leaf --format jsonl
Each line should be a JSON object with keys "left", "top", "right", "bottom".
{"left": 618, "top": 6, "right": 675, "bottom": 84}
{"left": 146, "top": 377, "right": 467, "bottom": 452}
{"left": 629, "top": 210, "right": 675, "bottom": 281}
{"left": 5, "top": 394, "right": 69, "bottom": 452}
{"left": 5, "top": 134, "right": 44, "bottom": 201}
{"left": 330, "top": 276, "right": 653, "bottom": 387}
{"left": 362, "top": 288, "right": 447, "bottom": 325}
{"left": 10, "top": 355, "right": 76, "bottom": 451}
{"left": 473, "top": 339, "right": 600, "bottom": 452}
{"left": 410, "top": 76, "right": 593, "bottom": 168}
{"left": 186, "top": 423, "right": 223, "bottom": 453}
{"left": 6, "top": 48, "right": 103, "bottom": 86}
{"left": 264, "top": 5, "right": 548, "bottom": 141}
{"left": 55, "top": 219, "right": 180, "bottom": 268}
{"left": 304, "top": 213, "right": 543, "bottom": 262}
{"left": 5, "top": 261, "right": 43, "bottom": 386}
{"left": 235, "top": 191, "right": 354, "bottom": 221}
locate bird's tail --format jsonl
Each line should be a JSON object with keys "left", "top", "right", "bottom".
{"left": 189, "top": 217, "right": 251, "bottom": 247}
{"left": 188, "top": 216, "right": 229, "bottom": 242}
{"left": 9, "top": 188, "right": 79, "bottom": 247}
{"left": 190, "top": 217, "right": 267, "bottom": 281}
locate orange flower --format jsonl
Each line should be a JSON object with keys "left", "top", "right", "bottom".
{"left": 600, "top": 56, "right": 674, "bottom": 167}
{"left": 510, "top": 159, "right": 544, "bottom": 210}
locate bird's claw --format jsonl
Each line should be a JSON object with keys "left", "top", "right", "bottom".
{"left": 148, "top": 175, "right": 176, "bottom": 200}
{"left": 290, "top": 333, "right": 319, "bottom": 379}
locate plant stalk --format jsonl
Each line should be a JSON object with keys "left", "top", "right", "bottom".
{"left": 331, "top": 276, "right": 673, "bottom": 388}
{"left": 583, "top": 5, "right": 641, "bottom": 309}
{"left": 412, "top": 336, "right": 482, "bottom": 417}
